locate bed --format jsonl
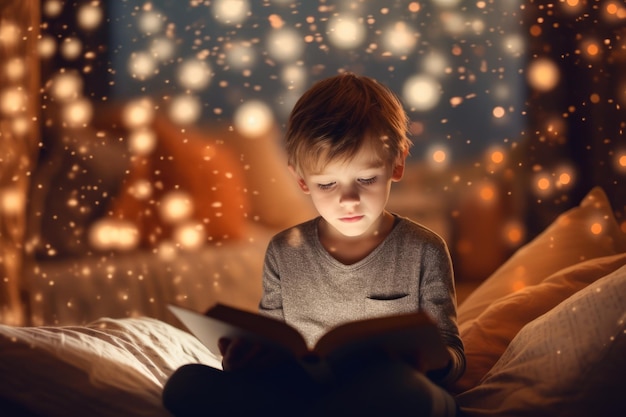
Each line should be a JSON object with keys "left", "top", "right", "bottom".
{"left": 1, "top": 183, "right": 625, "bottom": 417}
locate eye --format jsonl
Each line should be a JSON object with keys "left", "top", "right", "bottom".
{"left": 317, "top": 182, "right": 335, "bottom": 190}
{"left": 358, "top": 177, "right": 377, "bottom": 185}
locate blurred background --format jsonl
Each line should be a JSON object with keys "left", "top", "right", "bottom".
{"left": 1, "top": 0, "right": 625, "bottom": 325}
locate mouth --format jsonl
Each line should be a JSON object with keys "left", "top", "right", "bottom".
{"left": 339, "top": 215, "right": 364, "bottom": 223}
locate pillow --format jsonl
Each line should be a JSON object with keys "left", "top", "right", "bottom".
{"left": 457, "top": 186, "right": 626, "bottom": 326}
{"left": 456, "top": 264, "right": 626, "bottom": 417}
{"left": 108, "top": 117, "right": 250, "bottom": 248}
{"left": 452, "top": 252, "right": 626, "bottom": 394}
{"left": 0, "top": 317, "right": 220, "bottom": 417}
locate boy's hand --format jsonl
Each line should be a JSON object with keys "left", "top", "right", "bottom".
{"left": 218, "top": 337, "right": 290, "bottom": 372}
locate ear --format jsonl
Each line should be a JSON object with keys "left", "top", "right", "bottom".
{"left": 391, "top": 150, "right": 408, "bottom": 182}
{"left": 288, "top": 165, "right": 311, "bottom": 194}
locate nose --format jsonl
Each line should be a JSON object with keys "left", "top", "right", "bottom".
{"left": 339, "top": 185, "right": 360, "bottom": 206}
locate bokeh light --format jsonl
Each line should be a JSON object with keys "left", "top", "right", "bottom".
{"left": 327, "top": 15, "right": 367, "bottom": 50}
{"left": 234, "top": 100, "right": 274, "bottom": 138}
{"left": 168, "top": 94, "right": 203, "bottom": 125}
{"left": 527, "top": 58, "right": 560, "bottom": 92}
{"left": 266, "top": 28, "right": 305, "bottom": 63}
{"left": 77, "top": 3, "right": 103, "bottom": 31}
{"left": 177, "top": 59, "right": 212, "bottom": 91}
{"left": 403, "top": 74, "right": 442, "bottom": 111}
{"left": 159, "top": 191, "right": 194, "bottom": 224}
{"left": 212, "top": 0, "right": 251, "bottom": 26}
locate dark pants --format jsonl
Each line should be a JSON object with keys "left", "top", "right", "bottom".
{"left": 162, "top": 358, "right": 457, "bottom": 417}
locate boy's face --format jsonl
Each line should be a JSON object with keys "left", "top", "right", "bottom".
{"left": 292, "top": 145, "right": 405, "bottom": 238}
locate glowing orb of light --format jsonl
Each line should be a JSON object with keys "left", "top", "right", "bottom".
{"left": 225, "top": 41, "right": 256, "bottom": 69}
{"left": 425, "top": 144, "right": 450, "bottom": 169}
{"left": 77, "top": 3, "right": 103, "bottom": 30}
{"left": 502, "top": 220, "right": 525, "bottom": 247}
{"left": 615, "top": 151, "right": 626, "bottom": 173}
{"left": 382, "top": 21, "right": 418, "bottom": 56}
{"left": 38, "top": 35, "right": 57, "bottom": 58}
{"left": 5, "top": 58, "right": 25, "bottom": 81}
{"left": 159, "top": 190, "right": 194, "bottom": 224}
{"left": 60, "top": 37, "right": 83, "bottom": 60}
{"left": 0, "top": 87, "right": 27, "bottom": 116}
{"left": 157, "top": 241, "right": 177, "bottom": 261}
{"left": 533, "top": 173, "right": 552, "bottom": 196}
{"left": 327, "top": 15, "right": 367, "bottom": 50}
{"left": 62, "top": 98, "right": 93, "bottom": 128}
{"left": 0, "top": 22, "right": 19, "bottom": 48}
{"left": 423, "top": 52, "right": 448, "bottom": 75}
{"left": 281, "top": 65, "right": 307, "bottom": 90}
{"left": 440, "top": 12, "right": 465, "bottom": 35}
{"left": 0, "top": 187, "right": 24, "bottom": 215}
{"left": 11, "top": 116, "right": 30, "bottom": 136}
{"left": 123, "top": 98, "right": 155, "bottom": 128}
{"left": 212, "top": 0, "right": 251, "bottom": 25}
{"left": 138, "top": 10, "right": 164, "bottom": 34}
{"left": 234, "top": 100, "right": 274, "bottom": 138}
{"left": 266, "top": 28, "right": 305, "bottom": 62}
{"left": 168, "top": 94, "right": 202, "bottom": 125}
{"left": 402, "top": 74, "right": 442, "bottom": 111}
{"left": 49, "top": 71, "right": 83, "bottom": 101}
{"left": 43, "top": 0, "right": 64, "bottom": 17}
{"left": 89, "top": 219, "right": 140, "bottom": 251}
{"left": 177, "top": 59, "right": 212, "bottom": 91}
{"left": 527, "top": 58, "right": 560, "bottom": 92}
{"left": 432, "top": 0, "right": 463, "bottom": 7}
{"left": 128, "top": 51, "right": 157, "bottom": 80}
{"left": 503, "top": 34, "right": 525, "bottom": 57}
{"left": 128, "top": 128, "right": 157, "bottom": 156}
{"left": 173, "top": 222, "right": 206, "bottom": 250}
{"left": 151, "top": 37, "right": 176, "bottom": 62}
{"left": 128, "top": 179, "right": 153, "bottom": 200}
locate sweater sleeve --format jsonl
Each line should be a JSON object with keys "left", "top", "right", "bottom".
{"left": 258, "top": 240, "right": 285, "bottom": 322}
{"left": 419, "top": 235, "right": 466, "bottom": 387}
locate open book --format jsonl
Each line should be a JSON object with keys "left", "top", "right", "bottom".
{"left": 168, "top": 303, "right": 450, "bottom": 372}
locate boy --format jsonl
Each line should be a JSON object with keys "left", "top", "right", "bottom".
{"left": 163, "top": 73, "right": 465, "bottom": 416}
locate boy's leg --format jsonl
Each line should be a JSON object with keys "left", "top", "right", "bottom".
{"left": 306, "top": 358, "right": 457, "bottom": 417}
{"left": 163, "top": 362, "right": 322, "bottom": 417}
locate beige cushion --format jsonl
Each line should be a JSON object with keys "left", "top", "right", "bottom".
{"left": 456, "top": 264, "right": 626, "bottom": 417}
{"left": 452, "top": 252, "right": 626, "bottom": 394}
{"left": 457, "top": 186, "right": 626, "bottom": 326}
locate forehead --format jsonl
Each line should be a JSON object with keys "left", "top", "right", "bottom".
{"left": 309, "top": 145, "right": 387, "bottom": 176}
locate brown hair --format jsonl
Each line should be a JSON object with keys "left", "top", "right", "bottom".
{"left": 285, "top": 72, "right": 412, "bottom": 175}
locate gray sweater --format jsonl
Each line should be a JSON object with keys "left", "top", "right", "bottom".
{"left": 259, "top": 215, "right": 465, "bottom": 385}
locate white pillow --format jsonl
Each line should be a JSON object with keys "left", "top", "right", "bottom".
{"left": 456, "top": 264, "right": 626, "bottom": 417}
{"left": 0, "top": 317, "right": 220, "bottom": 417}
{"left": 458, "top": 186, "right": 626, "bottom": 326}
